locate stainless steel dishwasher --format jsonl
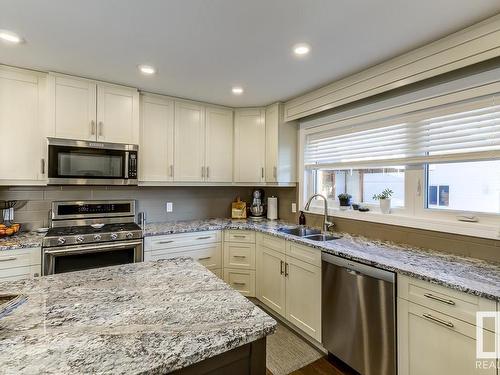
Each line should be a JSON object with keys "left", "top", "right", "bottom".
{"left": 322, "top": 252, "right": 396, "bottom": 375}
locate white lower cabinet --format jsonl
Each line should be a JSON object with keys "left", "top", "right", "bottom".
{"left": 0, "top": 248, "right": 41, "bottom": 281}
{"left": 398, "top": 275, "right": 498, "bottom": 375}
{"left": 144, "top": 231, "right": 222, "bottom": 277}
{"left": 256, "top": 233, "right": 322, "bottom": 342}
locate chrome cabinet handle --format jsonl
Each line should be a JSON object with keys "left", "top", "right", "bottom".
{"left": 422, "top": 313, "right": 454, "bottom": 328}
{"left": 233, "top": 255, "right": 246, "bottom": 258}
{"left": 40, "top": 158, "right": 45, "bottom": 174}
{"left": 196, "top": 236, "right": 211, "bottom": 240}
{"left": 169, "top": 165, "right": 174, "bottom": 177}
{"left": 201, "top": 166, "right": 205, "bottom": 178}
{"left": 0, "top": 256, "right": 17, "bottom": 262}
{"left": 233, "top": 282, "right": 246, "bottom": 286}
{"left": 206, "top": 166, "right": 209, "bottom": 179}
{"left": 233, "top": 235, "right": 246, "bottom": 238}
{"left": 198, "top": 256, "right": 211, "bottom": 261}
{"left": 424, "top": 293, "right": 455, "bottom": 306}
{"left": 91, "top": 120, "right": 96, "bottom": 135}
{"left": 98, "top": 121, "right": 103, "bottom": 136}
{"left": 285, "top": 262, "right": 289, "bottom": 277}
{"left": 157, "top": 240, "right": 174, "bottom": 244}
{"left": 280, "top": 260, "right": 284, "bottom": 275}
{"left": 261, "top": 167, "right": 264, "bottom": 179}
{"left": 273, "top": 166, "right": 277, "bottom": 178}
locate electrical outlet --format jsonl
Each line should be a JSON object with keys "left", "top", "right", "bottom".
{"left": 166, "top": 202, "right": 173, "bottom": 213}
{"left": 291, "top": 203, "right": 297, "bottom": 213}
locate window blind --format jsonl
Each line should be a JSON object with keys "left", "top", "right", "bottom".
{"left": 305, "top": 95, "right": 500, "bottom": 169}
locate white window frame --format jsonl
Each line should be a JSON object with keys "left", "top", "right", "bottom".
{"left": 299, "top": 69, "right": 500, "bottom": 240}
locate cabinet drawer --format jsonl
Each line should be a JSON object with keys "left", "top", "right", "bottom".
{"left": 0, "top": 248, "right": 40, "bottom": 271}
{"left": 224, "top": 242, "right": 256, "bottom": 269}
{"left": 286, "top": 242, "right": 321, "bottom": 267}
{"left": 398, "top": 275, "right": 497, "bottom": 331}
{"left": 145, "top": 230, "right": 221, "bottom": 250}
{"left": 145, "top": 243, "right": 222, "bottom": 269}
{"left": 224, "top": 268, "right": 255, "bottom": 297}
{"left": 257, "top": 233, "right": 286, "bottom": 254}
{"left": 0, "top": 265, "right": 39, "bottom": 281}
{"left": 224, "top": 230, "right": 255, "bottom": 243}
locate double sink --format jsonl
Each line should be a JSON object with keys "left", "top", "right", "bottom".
{"left": 277, "top": 227, "right": 341, "bottom": 242}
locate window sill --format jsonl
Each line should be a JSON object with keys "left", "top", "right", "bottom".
{"left": 305, "top": 207, "right": 500, "bottom": 240}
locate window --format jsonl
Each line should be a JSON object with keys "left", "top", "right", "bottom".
{"left": 426, "top": 160, "right": 500, "bottom": 213}
{"left": 313, "top": 167, "right": 405, "bottom": 207}
{"left": 303, "top": 92, "right": 500, "bottom": 218}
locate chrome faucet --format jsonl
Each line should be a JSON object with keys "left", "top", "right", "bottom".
{"left": 304, "top": 194, "right": 334, "bottom": 232}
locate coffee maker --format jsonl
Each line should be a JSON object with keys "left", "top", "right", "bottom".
{"left": 249, "top": 189, "right": 266, "bottom": 220}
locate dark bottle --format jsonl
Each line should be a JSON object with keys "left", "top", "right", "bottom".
{"left": 299, "top": 211, "right": 306, "bottom": 225}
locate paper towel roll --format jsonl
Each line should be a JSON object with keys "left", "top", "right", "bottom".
{"left": 267, "top": 196, "right": 278, "bottom": 220}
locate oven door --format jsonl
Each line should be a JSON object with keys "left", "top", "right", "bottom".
{"left": 47, "top": 138, "right": 138, "bottom": 185}
{"left": 43, "top": 240, "right": 143, "bottom": 275}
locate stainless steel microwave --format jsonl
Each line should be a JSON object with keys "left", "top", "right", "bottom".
{"left": 47, "top": 138, "right": 138, "bottom": 185}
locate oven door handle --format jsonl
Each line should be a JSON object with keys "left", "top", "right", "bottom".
{"left": 44, "top": 240, "right": 143, "bottom": 256}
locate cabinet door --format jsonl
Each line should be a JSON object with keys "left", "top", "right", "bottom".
{"left": 256, "top": 245, "right": 286, "bottom": 317}
{"left": 234, "top": 108, "right": 265, "bottom": 182}
{"left": 285, "top": 256, "right": 322, "bottom": 342}
{"left": 174, "top": 101, "right": 205, "bottom": 181}
{"left": 97, "top": 84, "right": 139, "bottom": 144}
{"left": 398, "top": 298, "right": 496, "bottom": 375}
{"left": 205, "top": 106, "right": 233, "bottom": 182}
{"left": 265, "top": 103, "right": 279, "bottom": 182}
{"left": 0, "top": 68, "right": 46, "bottom": 184}
{"left": 139, "top": 95, "right": 174, "bottom": 182}
{"left": 49, "top": 74, "right": 97, "bottom": 141}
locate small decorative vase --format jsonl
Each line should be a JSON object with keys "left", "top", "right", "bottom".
{"left": 379, "top": 198, "right": 391, "bottom": 214}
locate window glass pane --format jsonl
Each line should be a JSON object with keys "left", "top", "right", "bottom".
{"left": 313, "top": 167, "right": 405, "bottom": 207}
{"left": 426, "top": 160, "right": 500, "bottom": 213}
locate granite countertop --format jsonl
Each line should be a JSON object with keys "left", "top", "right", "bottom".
{"left": 0, "top": 231, "right": 44, "bottom": 251}
{"left": 145, "top": 218, "right": 500, "bottom": 301}
{"left": 0, "top": 258, "right": 276, "bottom": 374}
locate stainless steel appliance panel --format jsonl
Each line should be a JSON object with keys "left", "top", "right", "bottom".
{"left": 322, "top": 252, "right": 396, "bottom": 375}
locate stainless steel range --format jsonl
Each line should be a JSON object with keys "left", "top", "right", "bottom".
{"left": 42, "top": 200, "right": 143, "bottom": 276}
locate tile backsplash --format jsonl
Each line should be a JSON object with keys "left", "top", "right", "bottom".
{"left": 0, "top": 186, "right": 298, "bottom": 230}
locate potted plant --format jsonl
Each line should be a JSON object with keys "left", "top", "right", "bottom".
{"left": 372, "top": 189, "right": 394, "bottom": 214}
{"left": 338, "top": 193, "right": 352, "bottom": 208}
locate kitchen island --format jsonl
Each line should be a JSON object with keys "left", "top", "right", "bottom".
{"left": 0, "top": 258, "right": 276, "bottom": 374}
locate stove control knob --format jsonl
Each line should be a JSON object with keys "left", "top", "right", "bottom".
{"left": 110, "top": 233, "right": 118, "bottom": 240}
{"left": 57, "top": 237, "right": 66, "bottom": 245}
{"left": 93, "top": 234, "right": 102, "bottom": 241}
{"left": 126, "top": 232, "right": 133, "bottom": 239}
{"left": 76, "top": 236, "right": 85, "bottom": 243}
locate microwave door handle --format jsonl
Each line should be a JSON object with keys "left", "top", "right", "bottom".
{"left": 124, "top": 152, "right": 129, "bottom": 179}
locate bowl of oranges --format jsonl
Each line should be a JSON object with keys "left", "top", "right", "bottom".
{"left": 0, "top": 223, "right": 20, "bottom": 238}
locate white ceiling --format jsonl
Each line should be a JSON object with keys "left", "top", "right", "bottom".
{"left": 1, "top": 0, "right": 499, "bottom": 107}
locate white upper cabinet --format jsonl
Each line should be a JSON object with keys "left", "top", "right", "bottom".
{"left": 96, "top": 83, "right": 139, "bottom": 144}
{"left": 49, "top": 75, "right": 96, "bottom": 141}
{"left": 234, "top": 108, "right": 266, "bottom": 183}
{"left": 265, "top": 103, "right": 297, "bottom": 183}
{"left": 174, "top": 101, "right": 205, "bottom": 182}
{"left": 205, "top": 106, "right": 233, "bottom": 182}
{"left": 139, "top": 94, "right": 174, "bottom": 182}
{"left": 0, "top": 66, "right": 47, "bottom": 185}
{"left": 48, "top": 73, "right": 139, "bottom": 144}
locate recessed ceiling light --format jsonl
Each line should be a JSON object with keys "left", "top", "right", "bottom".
{"left": 232, "top": 87, "right": 244, "bottom": 95}
{"left": 293, "top": 43, "right": 310, "bottom": 56}
{"left": 138, "top": 64, "right": 156, "bottom": 75}
{"left": 0, "top": 30, "right": 23, "bottom": 44}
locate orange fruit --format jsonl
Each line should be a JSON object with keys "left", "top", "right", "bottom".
{"left": 5, "top": 228, "right": 14, "bottom": 235}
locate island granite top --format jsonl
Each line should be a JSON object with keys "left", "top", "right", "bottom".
{"left": 0, "top": 258, "right": 277, "bottom": 374}
{"left": 144, "top": 218, "right": 500, "bottom": 301}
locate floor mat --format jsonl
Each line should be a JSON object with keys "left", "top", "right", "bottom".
{"left": 266, "top": 322, "right": 323, "bottom": 375}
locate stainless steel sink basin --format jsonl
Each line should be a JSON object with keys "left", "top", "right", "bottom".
{"left": 304, "top": 234, "right": 342, "bottom": 241}
{"left": 278, "top": 227, "right": 322, "bottom": 237}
